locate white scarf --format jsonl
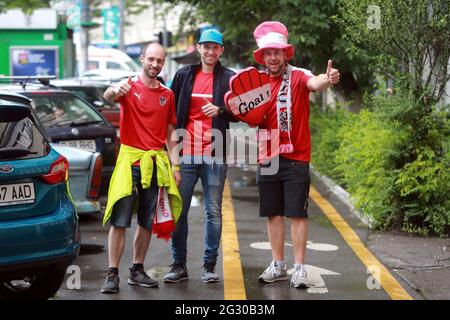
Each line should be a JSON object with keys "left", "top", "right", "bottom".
{"left": 275, "top": 64, "right": 294, "bottom": 154}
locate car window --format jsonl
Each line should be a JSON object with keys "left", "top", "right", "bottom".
{"left": 62, "top": 87, "right": 108, "bottom": 109}
{"left": 88, "top": 60, "right": 100, "bottom": 70}
{"left": 30, "top": 94, "right": 103, "bottom": 128}
{"left": 0, "top": 104, "right": 50, "bottom": 160}
{"left": 125, "top": 60, "right": 140, "bottom": 72}
{"left": 106, "top": 61, "right": 124, "bottom": 70}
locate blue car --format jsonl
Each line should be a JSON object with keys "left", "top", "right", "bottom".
{"left": 0, "top": 91, "right": 80, "bottom": 300}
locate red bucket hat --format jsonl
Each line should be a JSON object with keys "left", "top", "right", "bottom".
{"left": 253, "top": 21, "right": 295, "bottom": 65}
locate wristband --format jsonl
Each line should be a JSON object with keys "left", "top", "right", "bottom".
{"left": 172, "top": 165, "right": 180, "bottom": 171}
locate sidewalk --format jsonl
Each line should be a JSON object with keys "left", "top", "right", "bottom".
{"left": 310, "top": 167, "right": 450, "bottom": 300}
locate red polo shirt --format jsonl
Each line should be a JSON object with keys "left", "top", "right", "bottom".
{"left": 116, "top": 77, "right": 176, "bottom": 151}
{"left": 259, "top": 67, "right": 313, "bottom": 162}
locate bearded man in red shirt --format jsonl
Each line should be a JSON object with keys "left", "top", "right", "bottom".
{"left": 253, "top": 21, "right": 340, "bottom": 288}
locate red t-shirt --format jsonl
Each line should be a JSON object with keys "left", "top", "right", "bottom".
{"left": 117, "top": 77, "right": 176, "bottom": 151}
{"left": 183, "top": 71, "right": 213, "bottom": 156}
{"left": 259, "top": 67, "right": 313, "bottom": 162}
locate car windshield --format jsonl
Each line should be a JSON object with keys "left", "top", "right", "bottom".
{"left": 64, "top": 87, "right": 106, "bottom": 107}
{"left": 31, "top": 94, "right": 103, "bottom": 128}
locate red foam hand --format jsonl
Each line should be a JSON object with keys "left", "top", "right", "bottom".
{"left": 224, "top": 67, "right": 271, "bottom": 126}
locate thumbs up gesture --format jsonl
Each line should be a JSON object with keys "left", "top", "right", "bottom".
{"left": 326, "top": 60, "right": 340, "bottom": 85}
{"left": 201, "top": 97, "right": 220, "bottom": 117}
{"left": 114, "top": 76, "right": 133, "bottom": 98}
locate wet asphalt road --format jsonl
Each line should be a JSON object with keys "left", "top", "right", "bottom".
{"left": 53, "top": 163, "right": 421, "bottom": 301}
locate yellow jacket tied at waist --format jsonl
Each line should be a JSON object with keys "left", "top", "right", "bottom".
{"left": 103, "top": 144, "right": 182, "bottom": 226}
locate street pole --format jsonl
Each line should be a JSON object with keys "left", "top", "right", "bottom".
{"left": 79, "top": 0, "right": 90, "bottom": 76}
{"left": 162, "top": 16, "right": 170, "bottom": 83}
{"left": 119, "top": 0, "right": 125, "bottom": 51}
{"left": 162, "top": 16, "right": 169, "bottom": 48}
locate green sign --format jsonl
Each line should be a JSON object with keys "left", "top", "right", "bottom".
{"left": 102, "top": 6, "right": 120, "bottom": 45}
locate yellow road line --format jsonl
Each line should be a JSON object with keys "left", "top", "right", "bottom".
{"left": 309, "top": 186, "right": 413, "bottom": 300}
{"left": 222, "top": 179, "right": 247, "bottom": 300}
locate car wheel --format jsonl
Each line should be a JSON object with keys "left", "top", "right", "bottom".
{"left": 0, "top": 267, "right": 67, "bottom": 300}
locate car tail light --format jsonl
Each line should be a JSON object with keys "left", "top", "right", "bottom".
{"left": 87, "top": 154, "right": 103, "bottom": 199}
{"left": 40, "top": 156, "right": 69, "bottom": 184}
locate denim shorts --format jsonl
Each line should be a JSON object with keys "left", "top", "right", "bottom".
{"left": 110, "top": 166, "right": 159, "bottom": 230}
{"left": 257, "top": 156, "right": 310, "bottom": 218}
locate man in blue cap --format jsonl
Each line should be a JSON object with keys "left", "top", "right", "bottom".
{"left": 163, "top": 28, "right": 236, "bottom": 283}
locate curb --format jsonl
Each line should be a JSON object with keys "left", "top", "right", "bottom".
{"left": 310, "top": 164, "right": 373, "bottom": 228}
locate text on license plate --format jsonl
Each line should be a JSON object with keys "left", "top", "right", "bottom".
{"left": 59, "top": 140, "right": 96, "bottom": 152}
{"left": 0, "top": 182, "right": 35, "bottom": 207}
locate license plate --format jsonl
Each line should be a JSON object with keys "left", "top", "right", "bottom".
{"left": 59, "top": 140, "right": 96, "bottom": 152}
{"left": 0, "top": 182, "right": 35, "bottom": 207}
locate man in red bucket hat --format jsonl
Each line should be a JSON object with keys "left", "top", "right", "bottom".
{"left": 253, "top": 21, "right": 340, "bottom": 288}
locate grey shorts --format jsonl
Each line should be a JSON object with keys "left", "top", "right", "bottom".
{"left": 110, "top": 166, "right": 158, "bottom": 230}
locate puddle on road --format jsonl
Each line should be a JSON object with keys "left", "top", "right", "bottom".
{"left": 147, "top": 266, "right": 170, "bottom": 280}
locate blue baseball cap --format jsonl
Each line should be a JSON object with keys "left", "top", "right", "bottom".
{"left": 199, "top": 29, "right": 223, "bottom": 46}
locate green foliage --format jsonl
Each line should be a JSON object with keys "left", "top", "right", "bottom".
{"left": 334, "top": 109, "right": 402, "bottom": 229}
{"left": 311, "top": 94, "right": 449, "bottom": 236}
{"left": 395, "top": 146, "right": 449, "bottom": 235}
{"left": 0, "top": 1, "right": 150, "bottom": 18}
{"left": 165, "top": 0, "right": 373, "bottom": 102}
{"left": 310, "top": 106, "right": 348, "bottom": 184}
{"left": 0, "top": 0, "right": 50, "bottom": 15}
{"left": 338, "top": 0, "right": 450, "bottom": 103}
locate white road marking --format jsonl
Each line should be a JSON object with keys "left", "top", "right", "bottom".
{"left": 288, "top": 265, "right": 340, "bottom": 294}
{"left": 306, "top": 242, "right": 339, "bottom": 252}
{"left": 250, "top": 241, "right": 338, "bottom": 252}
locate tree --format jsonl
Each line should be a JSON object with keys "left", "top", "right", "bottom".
{"left": 338, "top": 0, "right": 450, "bottom": 235}
{"left": 165, "top": 0, "right": 373, "bottom": 109}
{"left": 0, "top": 0, "right": 50, "bottom": 15}
{"left": 338, "top": 0, "right": 450, "bottom": 104}
{"left": 0, "top": 0, "right": 151, "bottom": 17}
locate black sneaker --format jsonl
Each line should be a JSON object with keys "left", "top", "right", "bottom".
{"left": 101, "top": 271, "right": 119, "bottom": 294}
{"left": 128, "top": 266, "right": 158, "bottom": 288}
{"left": 201, "top": 262, "right": 220, "bottom": 283}
{"left": 163, "top": 262, "right": 189, "bottom": 283}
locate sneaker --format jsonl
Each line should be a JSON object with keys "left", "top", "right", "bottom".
{"left": 258, "top": 261, "right": 288, "bottom": 283}
{"left": 163, "top": 262, "right": 189, "bottom": 283}
{"left": 128, "top": 266, "right": 158, "bottom": 288}
{"left": 290, "top": 265, "right": 310, "bottom": 288}
{"left": 201, "top": 262, "right": 220, "bottom": 283}
{"left": 101, "top": 271, "right": 119, "bottom": 294}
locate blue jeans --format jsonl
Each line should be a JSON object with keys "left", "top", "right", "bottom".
{"left": 171, "top": 156, "right": 228, "bottom": 265}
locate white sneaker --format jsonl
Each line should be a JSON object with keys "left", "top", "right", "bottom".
{"left": 258, "top": 261, "right": 288, "bottom": 283}
{"left": 290, "top": 265, "right": 310, "bottom": 288}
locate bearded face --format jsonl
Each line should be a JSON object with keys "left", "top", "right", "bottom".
{"left": 263, "top": 48, "right": 288, "bottom": 77}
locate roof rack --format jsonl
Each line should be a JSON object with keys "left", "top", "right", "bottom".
{"left": 0, "top": 75, "right": 56, "bottom": 89}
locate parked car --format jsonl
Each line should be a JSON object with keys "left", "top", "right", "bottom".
{"left": 81, "top": 68, "right": 138, "bottom": 82}
{"left": 50, "top": 79, "right": 120, "bottom": 131}
{"left": 52, "top": 144, "right": 103, "bottom": 215}
{"left": 1, "top": 83, "right": 117, "bottom": 192}
{"left": 78, "top": 46, "right": 140, "bottom": 76}
{"left": 0, "top": 90, "right": 80, "bottom": 299}
{"left": 50, "top": 77, "right": 165, "bottom": 133}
